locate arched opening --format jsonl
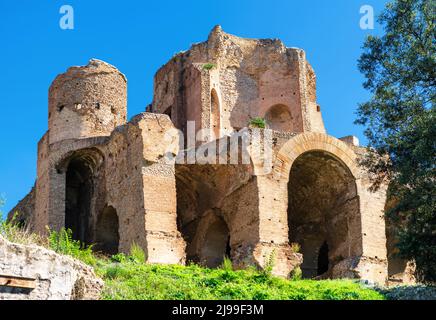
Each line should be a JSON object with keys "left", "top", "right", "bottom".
{"left": 265, "top": 104, "right": 293, "bottom": 132}
{"left": 175, "top": 164, "right": 242, "bottom": 268}
{"left": 65, "top": 156, "right": 95, "bottom": 245}
{"left": 176, "top": 173, "right": 230, "bottom": 268}
{"left": 95, "top": 206, "right": 119, "bottom": 255}
{"left": 287, "top": 151, "right": 360, "bottom": 279}
{"left": 210, "top": 89, "right": 221, "bottom": 139}
{"left": 200, "top": 216, "right": 230, "bottom": 268}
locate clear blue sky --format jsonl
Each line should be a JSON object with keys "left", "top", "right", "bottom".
{"left": 0, "top": 0, "right": 387, "bottom": 215}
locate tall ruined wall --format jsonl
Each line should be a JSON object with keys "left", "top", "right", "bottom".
{"left": 152, "top": 26, "right": 326, "bottom": 139}
{"left": 103, "top": 118, "right": 147, "bottom": 253}
{"left": 7, "top": 186, "right": 35, "bottom": 227}
{"left": 105, "top": 113, "right": 185, "bottom": 263}
{"left": 302, "top": 62, "right": 325, "bottom": 132}
{"left": 12, "top": 113, "right": 185, "bottom": 261}
{"left": 10, "top": 59, "right": 184, "bottom": 264}
{"left": 33, "top": 132, "right": 50, "bottom": 233}
{"left": 351, "top": 146, "right": 389, "bottom": 283}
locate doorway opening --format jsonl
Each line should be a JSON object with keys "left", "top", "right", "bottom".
{"left": 288, "top": 151, "right": 359, "bottom": 278}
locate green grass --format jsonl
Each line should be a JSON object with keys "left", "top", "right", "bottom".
{"left": 48, "top": 228, "right": 97, "bottom": 266}
{"left": 0, "top": 211, "right": 385, "bottom": 300}
{"left": 1, "top": 214, "right": 47, "bottom": 246}
{"left": 96, "top": 259, "right": 384, "bottom": 300}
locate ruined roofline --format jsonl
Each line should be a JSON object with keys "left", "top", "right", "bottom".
{"left": 206, "top": 25, "right": 306, "bottom": 56}
{"left": 154, "top": 25, "right": 306, "bottom": 76}
{"left": 49, "top": 58, "right": 127, "bottom": 90}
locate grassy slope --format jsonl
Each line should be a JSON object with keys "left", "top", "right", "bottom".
{"left": 1, "top": 213, "right": 433, "bottom": 301}
{"left": 95, "top": 259, "right": 384, "bottom": 300}
{"left": 0, "top": 218, "right": 384, "bottom": 301}
{"left": 5, "top": 208, "right": 434, "bottom": 300}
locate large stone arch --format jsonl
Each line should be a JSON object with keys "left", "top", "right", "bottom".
{"left": 277, "top": 134, "right": 361, "bottom": 279}
{"left": 175, "top": 158, "right": 255, "bottom": 269}
{"left": 273, "top": 132, "right": 359, "bottom": 182}
{"left": 56, "top": 148, "right": 106, "bottom": 245}
{"left": 286, "top": 150, "right": 361, "bottom": 278}
{"left": 186, "top": 210, "right": 231, "bottom": 268}
{"left": 263, "top": 132, "right": 387, "bottom": 282}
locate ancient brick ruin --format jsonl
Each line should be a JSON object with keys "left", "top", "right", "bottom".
{"left": 10, "top": 26, "right": 407, "bottom": 284}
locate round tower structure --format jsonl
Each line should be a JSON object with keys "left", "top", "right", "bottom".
{"left": 48, "top": 59, "right": 127, "bottom": 144}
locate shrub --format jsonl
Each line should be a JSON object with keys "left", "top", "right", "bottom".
{"left": 291, "top": 242, "right": 301, "bottom": 253}
{"left": 202, "top": 63, "right": 216, "bottom": 70}
{"left": 249, "top": 117, "right": 266, "bottom": 129}
{"left": 262, "top": 249, "right": 276, "bottom": 277}
{"left": 111, "top": 253, "right": 127, "bottom": 263}
{"left": 129, "top": 242, "right": 146, "bottom": 263}
{"left": 220, "top": 257, "right": 233, "bottom": 272}
{"left": 0, "top": 212, "right": 46, "bottom": 247}
{"left": 48, "top": 228, "right": 96, "bottom": 266}
{"left": 290, "top": 267, "right": 302, "bottom": 281}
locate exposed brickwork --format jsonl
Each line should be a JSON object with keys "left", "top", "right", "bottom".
{"left": 8, "top": 27, "right": 399, "bottom": 284}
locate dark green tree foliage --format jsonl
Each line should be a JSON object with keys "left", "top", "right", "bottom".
{"left": 356, "top": 0, "right": 435, "bottom": 282}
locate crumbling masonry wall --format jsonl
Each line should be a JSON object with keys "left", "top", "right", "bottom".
{"left": 11, "top": 60, "right": 185, "bottom": 264}
{"left": 7, "top": 28, "right": 395, "bottom": 285}
{"left": 152, "top": 26, "right": 326, "bottom": 139}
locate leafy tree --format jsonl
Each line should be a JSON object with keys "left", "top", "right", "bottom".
{"left": 356, "top": 0, "right": 435, "bottom": 282}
